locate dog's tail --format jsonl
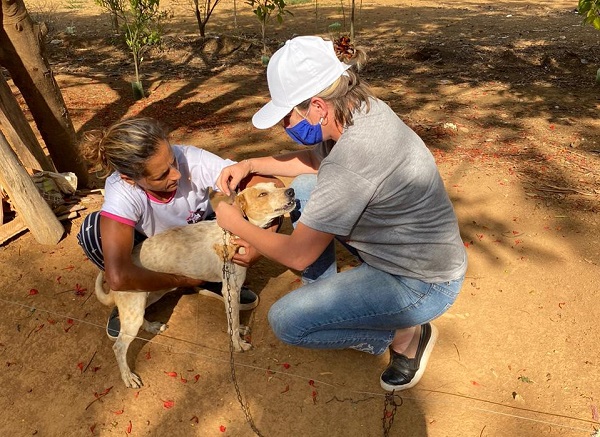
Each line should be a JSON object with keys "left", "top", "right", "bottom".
{"left": 94, "top": 272, "right": 115, "bottom": 307}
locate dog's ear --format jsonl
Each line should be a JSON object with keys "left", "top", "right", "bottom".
{"left": 234, "top": 192, "right": 248, "bottom": 215}
{"left": 208, "top": 188, "right": 236, "bottom": 211}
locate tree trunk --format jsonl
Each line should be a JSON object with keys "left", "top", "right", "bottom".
{"left": 194, "top": 3, "right": 206, "bottom": 37}
{"left": 0, "top": 0, "right": 90, "bottom": 188}
{"left": 0, "top": 72, "right": 55, "bottom": 173}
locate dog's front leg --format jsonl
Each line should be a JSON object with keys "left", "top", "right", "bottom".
{"left": 221, "top": 279, "right": 252, "bottom": 352}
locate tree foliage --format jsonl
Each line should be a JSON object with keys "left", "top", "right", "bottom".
{"left": 245, "top": 0, "right": 291, "bottom": 59}
{"left": 95, "top": 0, "right": 167, "bottom": 98}
{"left": 578, "top": 0, "right": 600, "bottom": 29}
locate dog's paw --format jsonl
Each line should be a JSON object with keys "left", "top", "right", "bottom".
{"left": 122, "top": 370, "right": 143, "bottom": 389}
{"left": 144, "top": 321, "right": 168, "bottom": 335}
{"left": 239, "top": 324, "right": 251, "bottom": 336}
{"left": 234, "top": 337, "right": 253, "bottom": 352}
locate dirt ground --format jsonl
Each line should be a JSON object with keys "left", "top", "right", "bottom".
{"left": 1, "top": 0, "right": 599, "bottom": 435}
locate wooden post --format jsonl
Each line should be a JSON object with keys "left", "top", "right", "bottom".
{"left": 0, "top": 129, "right": 64, "bottom": 245}
{"left": 0, "top": 72, "right": 55, "bottom": 173}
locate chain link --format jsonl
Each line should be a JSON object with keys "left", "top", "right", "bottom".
{"left": 221, "top": 229, "right": 399, "bottom": 437}
{"left": 382, "top": 390, "right": 402, "bottom": 436}
{"left": 221, "top": 229, "right": 265, "bottom": 437}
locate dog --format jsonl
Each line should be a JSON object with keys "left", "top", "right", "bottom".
{"left": 94, "top": 182, "right": 296, "bottom": 388}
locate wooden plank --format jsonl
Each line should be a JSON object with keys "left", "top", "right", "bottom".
{"left": 0, "top": 72, "right": 55, "bottom": 173}
{"left": 0, "top": 129, "right": 63, "bottom": 245}
{"left": 0, "top": 215, "right": 26, "bottom": 245}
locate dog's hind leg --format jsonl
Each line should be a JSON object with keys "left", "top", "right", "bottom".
{"left": 112, "top": 294, "right": 146, "bottom": 388}
{"left": 142, "top": 290, "right": 170, "bottom": 334}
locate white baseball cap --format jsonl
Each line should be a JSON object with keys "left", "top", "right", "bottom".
{"left": 252, "top": 36, "right": 352, "bottom": 129}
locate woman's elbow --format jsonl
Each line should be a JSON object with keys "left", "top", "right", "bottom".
{"left": 104, "top": 270, "right": 128, "bottom": 291}
{"left": 288, "top": 254, "right": 317, "bottom": 272}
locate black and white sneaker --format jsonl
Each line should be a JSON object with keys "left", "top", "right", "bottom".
{"left": 380, "top": 323, "right": 438, "bottom": 391}
{"left": 196, "top": 282, "right": 259, "bottom": 311}
{"left": 106, "top": 306, "right": 120, "bottom": 341}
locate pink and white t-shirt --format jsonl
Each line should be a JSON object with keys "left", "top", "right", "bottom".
{"left": 100, "top": 145, "right": 235, "bottom": 237}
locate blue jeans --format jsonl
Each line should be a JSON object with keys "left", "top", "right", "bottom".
{"left": 269, "top": 174, "right": 464, "bottom": 355}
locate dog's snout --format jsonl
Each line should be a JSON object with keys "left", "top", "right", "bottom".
{"left": 285, "top": 188, "right": 295, "bottom": 198}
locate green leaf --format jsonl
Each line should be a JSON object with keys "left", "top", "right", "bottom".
{"left": 518, "top": 375, "right": 533, "bottom": 384}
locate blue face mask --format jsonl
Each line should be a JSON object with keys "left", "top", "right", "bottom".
{"left": 284, "top": 107, "right": 323, "bottom": 145}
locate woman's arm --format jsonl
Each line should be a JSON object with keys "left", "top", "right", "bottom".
{"left": 215, "top": 201, "right": 334, "bottom": 271}
{"left": 100, "top": 216, "right": 204, "bottom": 291}
{"left": 218, "top": 149, "right": 321, "bottom": 195}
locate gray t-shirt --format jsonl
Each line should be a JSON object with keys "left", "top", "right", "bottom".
{"left": 300, "top": 98, "right": 467, "bottom": 283}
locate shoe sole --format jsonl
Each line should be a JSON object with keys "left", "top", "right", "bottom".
{"left": 380, "top": 323, "right": 439, "bottom": 392}
{"left": 196, "top": 287, "right": 259, "bottom": 311}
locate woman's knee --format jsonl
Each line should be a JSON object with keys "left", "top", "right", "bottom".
{"left": 289, "top": 174, "right": 317, "bottom": 200}
{"left": 268, "top": 300, "right": 303, "bottom": 346}
{"left": 289, "top": 174, "right": 317, "bottom": 225}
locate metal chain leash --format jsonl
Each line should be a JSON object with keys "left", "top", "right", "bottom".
{"left": 382, "top": 390, "right": 402, "bottom": 436}
{"left": 221, "top": 229, "right": 265, "bottom": 437}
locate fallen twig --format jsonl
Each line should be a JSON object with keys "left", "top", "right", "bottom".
{"left": 536, "top": 184, "right": 594, "bottom": 196}
{"left": 83, "top": 351, "right": 97, "bottom": 373}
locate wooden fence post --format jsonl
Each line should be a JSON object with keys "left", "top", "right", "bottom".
{"left": 0, "top": 129, "right": 64, "bottom": 245}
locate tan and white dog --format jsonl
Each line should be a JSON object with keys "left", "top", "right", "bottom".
{"left": 95, "top": 182, "right": 295, "bottom": 388}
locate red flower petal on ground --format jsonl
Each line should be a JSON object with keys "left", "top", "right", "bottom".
{"left": 28, "top": 289, "right": 39, "bottom": 296}
{"left": 126, "top": 420, "right": 132, "bottom": 434}
{"left": 113, "top": 409, "right": 124, "bottom": 415}
{"left": 282, "top": 363, "right": 290, "bottom": 369}
{"left": 74, "top": 283, "right": 87, "bottom": 296}
{"left": 164, "top": 371, "right": 177, "bottom": 378}
{"left": 163, "top": 400, "right": 175, "bottom": 409}
{"left": 219, "top": 425, "right": 226, "bottom": 432}
{"left": 194, "top": 374, "right": 200, "bottom": 383}
{"left": 97, "top": 386, "right": 113, "bottom": 397}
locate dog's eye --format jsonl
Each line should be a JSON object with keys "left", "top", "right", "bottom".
{"left": 258, "top": 192, "right": 267, "bottom": 197}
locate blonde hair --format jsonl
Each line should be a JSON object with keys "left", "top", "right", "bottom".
{"left": 297, "top": 36, "right": 375, "bottom": 128}
{"left": 80, "top": 117, "right": 169, "bottom": 180}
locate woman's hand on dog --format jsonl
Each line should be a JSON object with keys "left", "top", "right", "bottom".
{"left": 172, "top": 274, "right": 206, "bottom": 289}
{"left": 231, "top": 239, "right": 261, "bottom": 267}
{"left": 217, "top": 161, "right": 252, "bottom": 195}
{"left": 215, "top": 199, "right": 244, "bottom": 231}
{"left": 215, "top": 201, "right": 262, "bottom": 267}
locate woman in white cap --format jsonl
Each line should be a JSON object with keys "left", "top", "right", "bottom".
{"left": 215, "top": 35, "right": 467, "bottom": 391}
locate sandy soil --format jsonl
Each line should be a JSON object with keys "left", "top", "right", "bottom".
{"left": 1, "top": 0, "right": 599, "bottom": 435}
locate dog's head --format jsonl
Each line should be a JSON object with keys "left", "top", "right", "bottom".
{"left": 209, "top": 182, "right": 296, "bottom": 228}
